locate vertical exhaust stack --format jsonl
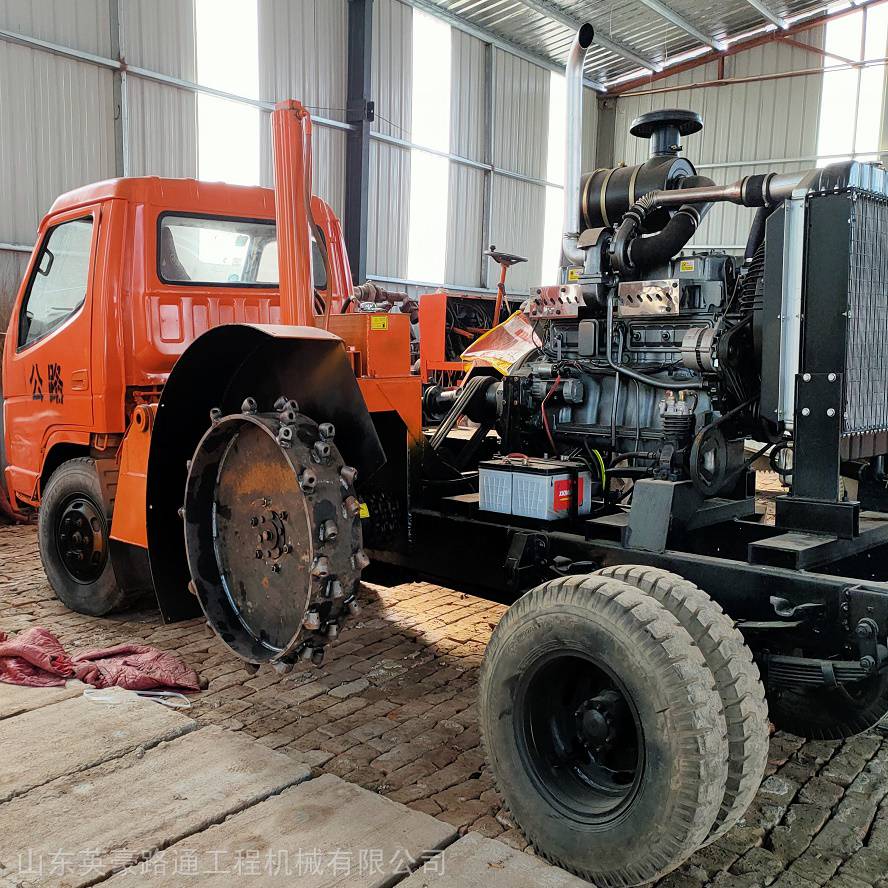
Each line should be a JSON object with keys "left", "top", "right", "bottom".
{"left": 562, "top": 23, "right": 595, "bottom": 270}
{"left": 272, "top": 100, "right": 317, "bottom": 327}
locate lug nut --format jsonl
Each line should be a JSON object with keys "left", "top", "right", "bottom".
{"left": 311, "top": 556, "right": 331, "bottom": 578}
{"left": 318, "top": 422, "right": 336, "bottom": 440}
{"left": 340, "top": 466, "right": 358, "bottom": 488}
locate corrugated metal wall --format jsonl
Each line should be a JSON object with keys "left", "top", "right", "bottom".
{"left": 611, "top": 26, "right": 825, "bottom": 251}
{"left": 367, "top": 0, "right": 600, "bottom": 295}
{"left": 123, "top": 0, "right": 197, "bottom": 179}
{"left": 258, "top": 0, "right": 348, "bottom": 216}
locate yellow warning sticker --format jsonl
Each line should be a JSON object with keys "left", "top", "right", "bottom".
{"left": 679, "top": 259, "right": 696, "bottom": 273}
{"left": 359, "top": 502, "right": 370, "bottom": 518}
{"left": 370, "top": 315, "right": 389, "bottom": 331}
{"left": 567, "top": 267, "right": 582, "bottom": 282}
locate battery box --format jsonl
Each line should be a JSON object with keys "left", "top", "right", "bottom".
{"left": 479, "top": 456, "right": 593, "bottom": 521}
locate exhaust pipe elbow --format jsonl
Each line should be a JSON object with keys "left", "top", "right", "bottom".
{"left": 562, "top": 23, "right": 595, "bottom": 270}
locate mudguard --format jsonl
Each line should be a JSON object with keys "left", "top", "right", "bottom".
{"left": 146, "top": 323, "right": 385, "bottom": 622}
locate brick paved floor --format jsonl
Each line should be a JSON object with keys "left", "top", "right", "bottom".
{"left": 2, "top": 510, "right": 888, "bottom": 887}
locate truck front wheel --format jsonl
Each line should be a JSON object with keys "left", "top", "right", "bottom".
{"left": 480, "top": 575, "right": 729, "bottom": 888}
{"left": 38, "top": 457, "right": 124, "bottom": 616}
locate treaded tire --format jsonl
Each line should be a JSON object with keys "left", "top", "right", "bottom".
{"left": 480, "top": 575, "right": 728, "bottom": 888}
{"left": 596, "top": 565, "right": 769, "bottom": 844}
{"left": 768, "top": 674, "right": 888, "bottom": 740}
{"left": 38, "top": 457, "right": 125, "bottom": 616}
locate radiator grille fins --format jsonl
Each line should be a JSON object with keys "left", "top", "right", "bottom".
{"left": 846, "top": 194, "right": 888, "bottom": 436}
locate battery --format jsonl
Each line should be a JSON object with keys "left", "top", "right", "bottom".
{"left": 479, "top": 456, "right": 593, "bottom": 521}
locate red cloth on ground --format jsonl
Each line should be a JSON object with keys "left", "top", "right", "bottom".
{"left": 0, "top": 627, "right": 75, "bottom": 687}
{"left": 0, "top": 628, "right": 200, "bottom": 692}
{"left": 72, "top": 643, "right": 202, "bottom": 692}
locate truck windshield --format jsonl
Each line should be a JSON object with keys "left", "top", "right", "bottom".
{"left": 158, "top": 214, "right": 327, "bottom": 290}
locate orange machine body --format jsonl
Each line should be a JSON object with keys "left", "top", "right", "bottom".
{"left": 2, "top": 105, "right": 421, "bottom": 555}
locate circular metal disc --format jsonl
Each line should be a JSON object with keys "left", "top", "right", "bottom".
{"left": 213, "top": 423, "right": 312, "bottom": 651}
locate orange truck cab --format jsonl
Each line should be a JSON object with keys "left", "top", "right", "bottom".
{"left": 2, "top": 101, "right": 421, "bottom": 645}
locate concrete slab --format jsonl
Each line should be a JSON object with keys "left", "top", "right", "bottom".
{"left": 397, "top": 832, "right": 591, "bottom": 888}
{"left": 0, "top": 679, "right": 87, "bottom": 720}
{"left": 0, "top": 692, "right": 195, "bottom": 802}
{"left": 103, "top": 773, "right": 458, "bottom": 887}
{"left": 0, "top": 725, "right": 312, "bottom": 888}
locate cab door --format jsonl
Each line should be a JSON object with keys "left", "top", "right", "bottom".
{"left": 3, "top": 205, "right": 100, "bottom": 500}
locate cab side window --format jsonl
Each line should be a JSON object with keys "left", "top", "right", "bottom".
{"left": 18, "top": 216, "right": 94, "bottom": 349}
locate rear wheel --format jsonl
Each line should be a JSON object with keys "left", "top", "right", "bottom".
{"left": 596, "top": 565, "right": 769, "bottom": 844}
{"left": 38, "top": 457, "right": 125, "bottom": 615}
{"left": 768, "top": 673, "right": 888, "bottom": 740}
{"left": 480, "top": 575, "right": 728, "bottom": 888}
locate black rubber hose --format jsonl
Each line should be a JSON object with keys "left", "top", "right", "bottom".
{"left": 614, "top": 175, "right": 716, "bottom": 272}
{"left": 629, "top": 208, "right": 699, "bottom": 269}
{"left": 743, "top": 204, "right": 780, "bottom": 262}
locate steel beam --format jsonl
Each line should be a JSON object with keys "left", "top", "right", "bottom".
{"left": 743, "top": 0, "right": 788, "bottom": 30}
{"left": 517, "top": 0, "right": 661, "bottom": 72}
{"left": 402, "top": 0, "right": 605, "bottom": 90}
{"left": 635, "top": 0, "right": 726, "bottom": 52}
{"left": 344, "top": 0, "right": 373, "bottom": 285}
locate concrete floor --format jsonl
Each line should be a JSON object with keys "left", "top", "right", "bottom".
{"left": 2, "top": 490, "right": 888, "bottom": 887}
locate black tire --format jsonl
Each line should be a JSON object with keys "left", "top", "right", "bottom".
{"left": 38, "top": 457, "right": 125, "bottom": 616}
{"left": 480, "top": 575, "right": 728, "bottom": 888}
{"left": 768, "top": 673, "right": 888, "bottom": 740}
{"left": 596, "top": 565, "right": 769, "bottom": 845}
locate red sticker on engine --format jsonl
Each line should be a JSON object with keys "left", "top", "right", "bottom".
{"left": 553, "top": 478, "right": 584, "bottom": 511}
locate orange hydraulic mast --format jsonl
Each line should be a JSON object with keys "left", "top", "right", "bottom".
{"left": 271, "top": 99, "right": 317, "bottom": 327}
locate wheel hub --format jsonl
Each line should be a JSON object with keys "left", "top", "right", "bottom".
{"left": 57, "top": 497, "right": 107, "bottom": 583}
{"left": 519, "top": 652, "right": 644, "bottom": 823}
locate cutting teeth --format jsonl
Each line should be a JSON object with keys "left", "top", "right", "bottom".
{"left": 329, "top": 579, "right": 344, "bottom": 599}
{"left": 299, "top": 469, "right": 318, "bottom": 493}
{"left": 352, "top": 549, "right": 370, "bottom": 570}
{"left": 272, "top": 661, "right": 294, "bottom": 675}
{"left": 303, "top": 610, "right": 321, "bottom": 631}
{"left": 343, "top": 496, "right": 360, "bottom": 518}
{"left": 318, "top": 422, "right": 336, "bottom": 440}
{"left": 340, "top": 466, "right": 358, "bottom": 488}
{"left": 241, "top": 397, "right": 258, "bottom": 415}
{"left": 311, "top": 557, "right": 330, "bottom": 578}
{"left": 313, "top": 441, "right": 332, "bottom": 462}
{"left": 320, "top": 519, "right": 339, "bottom": 543}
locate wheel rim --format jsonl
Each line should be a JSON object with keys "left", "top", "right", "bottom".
{"left": 516, "top": 650, "right": 645, "bottom": 824}
{"left": 55, "top": 494, "right": 108, "bottom": 584}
